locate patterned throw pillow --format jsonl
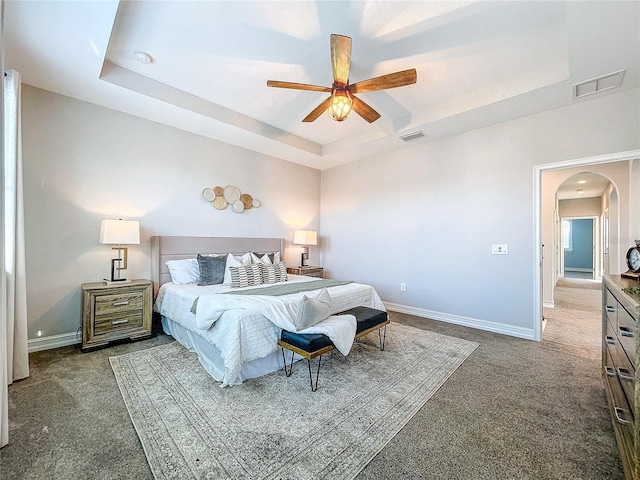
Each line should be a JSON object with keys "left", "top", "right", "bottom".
{"left": 260, "top": 262, "right": 288, "bottom": 284}
{"left": 229, "top": 263, "right": 263, "bottom": 288}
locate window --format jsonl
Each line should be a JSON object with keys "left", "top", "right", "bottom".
{"left": 562, "top": 220, "right": 572, "bottom": 251}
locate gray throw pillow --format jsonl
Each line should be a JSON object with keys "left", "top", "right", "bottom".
{"left": 294, "top": 288, "right": 332, "bottom": 331}
{"left": 197, "top": 253, "right": 228, "bottom": 286}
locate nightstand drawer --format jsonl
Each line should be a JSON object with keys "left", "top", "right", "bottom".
{"left": 94, "top": 292, "right": 143, "bottom": 316}
{"left": 95, "top": 310, "right": 144, "bottom": 334}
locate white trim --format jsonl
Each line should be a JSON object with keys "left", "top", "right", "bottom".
{"left": 533, "top": 149, "right": 640, "bottom": 342}
{"left": 564, "top": 267, "right": 593, "bottom": 273}
{"left": 28, "top": 332, "right": 80, "bottom": 353}
{"left": 543, "top": 301, "right": 554, "bottom": 309}
{"left": 384, "top": 302, "right": 535, "bottom": 341}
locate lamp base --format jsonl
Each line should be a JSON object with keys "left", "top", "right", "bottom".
{"left": 104, "top": 279, "right": 131, "bottom": 286}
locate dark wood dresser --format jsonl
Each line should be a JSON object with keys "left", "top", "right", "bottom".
{"left": 602, "top": 275, "right": 640, "bottom": 480}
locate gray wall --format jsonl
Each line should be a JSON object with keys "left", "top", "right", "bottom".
{"left": 321, "top": 87, "right": 639, "bottom": 338}
{"left": 22, "top": 86, "right": 321, "bottom": 339}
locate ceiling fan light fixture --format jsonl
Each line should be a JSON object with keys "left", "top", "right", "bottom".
{"left": 328, "top": 88, "right": 353, "bottom": 122}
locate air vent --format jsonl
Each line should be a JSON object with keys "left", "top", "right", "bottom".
{"left": 573, "top": 70, "right": 625, "bottom": 99}
{"left": 399, "top": 131, "right": 426, "bottom": 142}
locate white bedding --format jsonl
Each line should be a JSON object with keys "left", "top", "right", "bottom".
{"left": 154, "top": 275, "right": 385, "bottom": 387}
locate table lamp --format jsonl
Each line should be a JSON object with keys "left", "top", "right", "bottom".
{"left": 293, "top": 230, "right": 318, "bottom": 267}
{"left": 100, "top": 219, "right": 140, "bottom": 283}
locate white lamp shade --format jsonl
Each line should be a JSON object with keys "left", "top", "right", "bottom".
{"left": 293, "top": 230, "right": 318, "bottom": 246}
{"left": 100, "top": 219, "right": 140, "bottom": 245}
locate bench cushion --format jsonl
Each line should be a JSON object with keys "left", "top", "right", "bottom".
{"left": 280, "top": 307, "right": 387, "bottom": 354}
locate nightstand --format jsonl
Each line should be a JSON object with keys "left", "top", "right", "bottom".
{"left": 81, "top": 279, "right": 153, "bottom": 352}
{"left": 287, "top": 266, "right": 324, "bottom": 278}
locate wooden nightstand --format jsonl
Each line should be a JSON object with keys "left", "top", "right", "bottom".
{"left": 287, "top": 266, "right": 324, "bottom": 278}
{"left": 81, "top": 279, "right": 153, "bottom": 352}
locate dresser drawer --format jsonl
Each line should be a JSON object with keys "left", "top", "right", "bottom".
{"left": 617, "top": 305, "right": 637, "bottom": 367}
{"left": 95, "top": 310, "right": 144, "bottom": 335}
{"left": 94, "top": 291, "right": 143, "bottom": 316}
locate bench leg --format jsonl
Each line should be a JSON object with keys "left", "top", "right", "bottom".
{"left": 307, "top": 356, "right": 322, "bottom": 392}
{"left": 281, "top": 347, "right": 295, "bottom": 377}
{"left": 378, "top": 325, "right": 387, "bottom": 351}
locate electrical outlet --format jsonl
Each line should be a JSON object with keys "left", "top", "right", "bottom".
{"left": 492, "top": 244, "right": 509, "bottom": 255}
{"left": 400, "top": 283, "right": 406, "bottom": 291}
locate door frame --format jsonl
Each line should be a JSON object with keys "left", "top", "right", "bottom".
{"left": 533, "top": 149, "right": 640, "bottom": 342}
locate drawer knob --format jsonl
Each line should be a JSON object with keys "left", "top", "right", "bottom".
{"left": 111, "top": 319, "right": 129, "bottom": 325}
{"left": 606, "top": 336, "right": 616, "bottom": 345}
{"left": 614, "top": 407, "right": 631, "bottom": 425}
{"left": 113, "top": 301, "right": 130, "bottom": 306}
{"left": 617, "top": 367, "right": 634, "bottom": 382}
{"left": 619, "top": 326, "right": 635, "bottom": 338}
{"left": 606, "top": 306, "right": 616, "bottom": 313}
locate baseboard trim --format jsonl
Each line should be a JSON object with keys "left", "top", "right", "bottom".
{"left": 28, "top": 332, "right": 80, "bottom": 353}
{"left": 564, "top": 268, "right": 593, "bottom": 273}
{"left": 543, "top": 301, "right": 554, "bottom": 309}
{"left": 384, "top": 302, "right": 536, "bottom": 341}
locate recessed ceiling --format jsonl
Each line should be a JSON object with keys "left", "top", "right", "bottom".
{"left": 4, "top": 1, "right": 639, "bottom": 170}
{"left": 556, "top": 172, "right": 612, "bottom": 200}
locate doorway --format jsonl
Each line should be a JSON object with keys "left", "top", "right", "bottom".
{"left": 560, "top": 217, "right": 597, "bottom": 280}
{"left": 533, "top": 149, "right": 640, "bottom": 342}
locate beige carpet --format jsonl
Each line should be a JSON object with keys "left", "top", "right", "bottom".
{"left": 110, "top": 323, "right": 478, "bottom": 480}
{"left": 543, "top": 280, "right": 601, "bottom": 358}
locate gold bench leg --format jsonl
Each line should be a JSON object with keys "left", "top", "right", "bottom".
{"left": 378, "top": 325, "right": 387, "bottom": 351}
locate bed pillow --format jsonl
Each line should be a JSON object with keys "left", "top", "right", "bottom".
{"left": 229, "top": 263, "right": 263, "bottom": 288}
{"left": 250, "top": 252, "right": 281, "bottom": 265}
{"left": 294, "top": 288, "right": 332, "bottom": 331}
{"left": 224, "top": 252, "right": 252, "bottom": 284}
{"left": 197, "top": 254, "right": 228, "bottom": 286}
{"left": 260, "top": 262, "right": 288, "bottom": 284}
{"left": 165, "top": 258, "right": 200, "bottom": 284}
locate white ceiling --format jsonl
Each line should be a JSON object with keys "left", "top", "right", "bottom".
{"left": 4, "top": 1, "right": 639, "bottom": 170}
{"left": 556, "top": 172, "right": 612, "bottom": 200}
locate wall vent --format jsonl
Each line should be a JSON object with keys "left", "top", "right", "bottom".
{"left": 399, "top": 130, "right": 426, "bottom": 142}
{"left": 573, "top": 70, "right": 625, "bottom": 99}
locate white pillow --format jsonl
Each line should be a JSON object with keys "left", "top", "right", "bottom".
{"left": 224, "top": 252, "right": 252, "bottom": 284}
{"left": 165, "top": 258, "right": 199, "bottom": 284}
{"left": 250, "top": 252, "right": 281, "bottom": 265}
{"left": 294, "top": 288, "right": 332, "bottom": 331}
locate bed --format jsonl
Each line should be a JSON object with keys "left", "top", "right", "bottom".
{"left": 151, "top": 236, "right": 385, "bottom": 387}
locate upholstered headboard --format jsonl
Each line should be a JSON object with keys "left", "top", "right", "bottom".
{"left": 150, "top": 236, "right": 284, "bottom": 298}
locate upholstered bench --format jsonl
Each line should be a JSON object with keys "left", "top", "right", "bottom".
{"left": 278, "top": 306, "right": 389, "bottom": 391}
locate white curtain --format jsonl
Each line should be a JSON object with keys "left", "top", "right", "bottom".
{"left": 1, "top": 69, "right": 29, "bottom": 448}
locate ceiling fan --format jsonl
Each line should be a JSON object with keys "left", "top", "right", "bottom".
{"left": 267, "top": 34, "right": 417, "bottom": 123}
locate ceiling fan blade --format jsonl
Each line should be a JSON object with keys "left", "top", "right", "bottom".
{"left": 350, "top": 68, "right": 417, "bottom": 94}
{"left": 267, "top": 80, "right": 331, "bottom": 92}
{"left": 330, "top": 34, "right": 351, "bottom": 86}
{"left": 302, "top": 96, "right": 332, "bottom": 122}
{"left": 351, "top": 95, "right": 381, "bottom": 123}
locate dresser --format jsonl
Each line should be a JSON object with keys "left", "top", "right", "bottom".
{"left": 81, "top": 280, "right": 153, "bottom": 351}
{"left": 602, "top": 275, "right": 640, "bottom": 480}
{"left": 287, "top": 266, "right": 324, "bottom": 278}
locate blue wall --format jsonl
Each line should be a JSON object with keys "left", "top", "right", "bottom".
{"left": 564, "top": 219, "right": 593, "bottom": 270}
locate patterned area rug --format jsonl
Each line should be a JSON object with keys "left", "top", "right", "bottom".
{"left": 110, "top": 323, "right": 478, "bottom": 480}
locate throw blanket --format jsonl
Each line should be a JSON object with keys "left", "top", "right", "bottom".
{"left": 222, "top": 279, "right": 353, "bottom": 296}
{"left": 194, "top": 294, "right": 356, "bottom": 356}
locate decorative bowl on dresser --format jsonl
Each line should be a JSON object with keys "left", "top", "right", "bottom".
{"left": 81, "top": 279, "right": 153, "bottom": 352}
{"left": 602, "top": 275, "right": 640, "bottom": 480}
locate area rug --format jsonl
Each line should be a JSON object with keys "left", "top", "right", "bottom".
{"left": 110, "top": 323, "right": 478, "bottom": 480}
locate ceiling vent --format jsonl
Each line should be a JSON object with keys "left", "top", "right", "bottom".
{"left": 573, "top": 70, "right": 625, "bottom": 99}
{"left": 399, "top": 130, "right": 426, "bottom": 142}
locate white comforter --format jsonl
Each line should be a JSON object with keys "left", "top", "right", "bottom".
{"left": 154, "top": 275, "right": 385, "bottom": 386}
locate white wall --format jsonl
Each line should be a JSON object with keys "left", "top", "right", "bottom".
{"left": 558, "top": 197, "right": 602, "bottom": 218}
{"left": 321, "top": 87, "right": 640, "bottom": 339}
{"left": 22, "top": 86, "right": 321, "bottom": 340}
